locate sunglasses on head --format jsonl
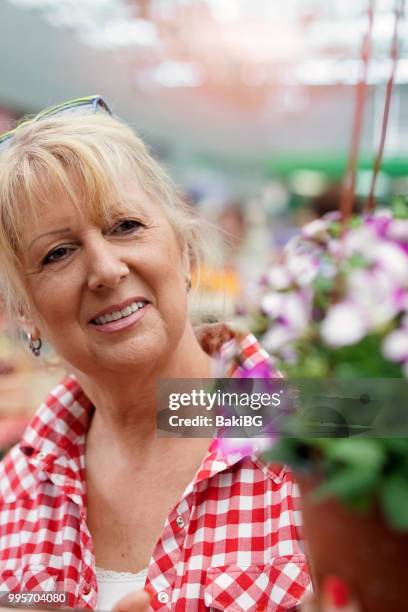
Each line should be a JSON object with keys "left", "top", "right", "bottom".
{"left": 0, "top": 95, "right": 112, "bottom": 152}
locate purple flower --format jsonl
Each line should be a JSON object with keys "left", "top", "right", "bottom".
{"left": 246, "top": 208, "right": 408, "bottom": 378}
{"left": 365, "top": 212, "right": 392, "bottom": 237}
{"left": 216, "top": 436, "right": 273, "bottom": 458}
{"left": 239, "top": 361, "right": 274, "bottom": 379}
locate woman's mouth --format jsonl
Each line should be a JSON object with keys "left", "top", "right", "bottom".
{"left": 89, "top": 300, "right": 149, "bottom": 333}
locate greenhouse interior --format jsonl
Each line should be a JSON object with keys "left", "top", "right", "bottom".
{"left": 0, "top": 1, "right": 407, "bottom": 610}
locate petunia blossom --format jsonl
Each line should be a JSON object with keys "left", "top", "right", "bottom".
{"left": 382, "top": 328, "right": 408, "bottom": 362}
{"left": 374, "top": 242, "right": 408, "bottom": 284}
{"left": 266, "top": 265, "right": 292, "bottom": 290}
{"left": 321, "top": 301, "right": 367, "bottom": 347}
{"left": 347, "top": 268, "right": 401, "bottom": 328}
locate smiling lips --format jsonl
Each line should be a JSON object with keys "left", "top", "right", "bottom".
{"left": 89, "top": 299, "right": 149, "bottom": 332}
{"left": 92, "top": 300, "right": 147, "bottom": 325}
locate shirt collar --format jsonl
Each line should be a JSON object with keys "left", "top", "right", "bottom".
{"left": 18, "top": 329, "right": 282, "bottom": 492}
{"left": 19, "top": 374, "right": 93, "bottom": 459}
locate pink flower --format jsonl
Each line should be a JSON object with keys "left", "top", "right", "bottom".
{"left": 366, "top": 211, "right": 392, "bottom": 237}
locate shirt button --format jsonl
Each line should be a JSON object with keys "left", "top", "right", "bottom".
{"left": 158, "top": 592, "right": 169, "bottom": 604}
{"left": 37, "top": 451, "right": 47, "bottom": 460}
{"left": 176, "top": 515, "right": 184, "bottom": 528}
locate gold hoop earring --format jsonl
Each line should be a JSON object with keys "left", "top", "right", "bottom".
{"left": 186, "top": 273, "right": 192, "bottom": 292}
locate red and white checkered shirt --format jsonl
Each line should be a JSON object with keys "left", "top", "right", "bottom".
{"left": 0, "top": 333, "right": 311, "bottom": 611}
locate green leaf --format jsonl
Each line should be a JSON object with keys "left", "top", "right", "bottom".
{"left": 328, "top": 221, "right": 342, "bottom": 238}
{"left": 350, "top": 216, "right": 363, "bottom": 229}
{"left": 314, "top": 275, "right": 334, "bottom": 294}
{"left": 380, "top": 474, "right": 408, "bottom": 531}
{"left": 341, "top": 492, "right": 374, "bottom": 513}
{"left": 391, "top": 196, "right": 408, "bottom": 219}
{"left": 313, "top": 466, "right": 377, "bottom": 503}
{"left": 346, "top": 253, "right": 369, "bottom": 270}
{"left": 382, "top": 438, "right": 408, "bottom": 456}
{"left": 325, "top": 439, "right": 385, "bottom": 471}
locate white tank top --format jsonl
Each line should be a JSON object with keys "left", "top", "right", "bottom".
{"left": 95, "top": 566, "right": 148, "bottom": 611}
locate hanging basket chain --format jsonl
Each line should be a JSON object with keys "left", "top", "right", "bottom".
{"left": 340, "top": 0, "right": 375, "bottom": 226}
{"left": 365, "top": 0, "right": 405, "bottom": 213}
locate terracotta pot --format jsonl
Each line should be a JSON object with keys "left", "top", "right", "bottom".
{"left": 296, "top": 473, "right": 408, "bottom": 612}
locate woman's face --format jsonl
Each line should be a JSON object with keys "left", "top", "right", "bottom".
{"left": 20, "top": 177, "right": 190, "bottom": 376}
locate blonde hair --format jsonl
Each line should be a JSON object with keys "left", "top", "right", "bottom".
{"left": 0, "top": 112, "right": 216, "bottom": 321}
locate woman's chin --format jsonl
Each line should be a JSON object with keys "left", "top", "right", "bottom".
{"left": 87, "top": 335, "right": 171, "bottom": 376}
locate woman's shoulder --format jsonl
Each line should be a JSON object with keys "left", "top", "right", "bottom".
{"left": 0, "top": 374, "right": 91, "bottom": 502}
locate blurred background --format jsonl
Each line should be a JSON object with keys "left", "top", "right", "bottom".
{"left": 0, "top": 0, "right": 407, "bottom": 454}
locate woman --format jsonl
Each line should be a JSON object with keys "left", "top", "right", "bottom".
{"left": 0, "top": 97, "right": 310, "bottom": 611}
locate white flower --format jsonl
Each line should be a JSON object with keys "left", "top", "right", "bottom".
{"left": 261, "top": 293, "right": 283, "bottom": 317}
{"left": 327, "top": 239, "right": 342, "bottom": 258}
{"left": 263, "top": 325, "right": 298, "bottom": 352}
{"left": 321, "top": 302, "right": 367, "bottom": 347}
{"left": 343, "top": 225, "right": 377, "bottom": 258}
{"left": 266, "top": 265, "right": 292, "bottom": 290}
{"left": 302, "top": 219, "right": 329, "bottom": 240}
{"left": 261, "top": 289, "right": 311, "bottom": 352}
{"left": 386, "top": 220, "right": 408, "bottom": 242}
{"left": 283, "top": 292, "right": 310, "bottom": 331}
{"left": 261, "top": 290, "right": 311, "bottom": 328}
{"left": 287, "top": 254, "right": 319, "bottom": 286}
{"left": 347, "top": 268, "right": 401, "bottom": 327}
{"left": 382, "top": 329, "right": 408, "bottom": 362}
{"left": 374, "top": 243, "right": 408, "bottom": 284}
{"left": 257, "top": 210, "right": 408, "bottom": 370}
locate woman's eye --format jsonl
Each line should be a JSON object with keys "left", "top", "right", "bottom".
{"left": 42, "top": 246, "right": 72, "bottom": 265}
{"left": 111, "top": 219, "right": 142, "bottom": 235}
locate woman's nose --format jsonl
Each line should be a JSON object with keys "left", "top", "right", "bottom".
{"left": 86, "top": 240, "right": 130, "bottom": 291}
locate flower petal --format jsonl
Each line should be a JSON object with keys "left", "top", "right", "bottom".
{"left": 321, "top": 302, "right": 367, "bottom": 347}
{"left": 382, "top": 329, "right": 408, "bottom": 362}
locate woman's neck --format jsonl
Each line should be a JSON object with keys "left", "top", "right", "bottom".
{"left": 75, "top": 323, "right": 214, "bottom": 455}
